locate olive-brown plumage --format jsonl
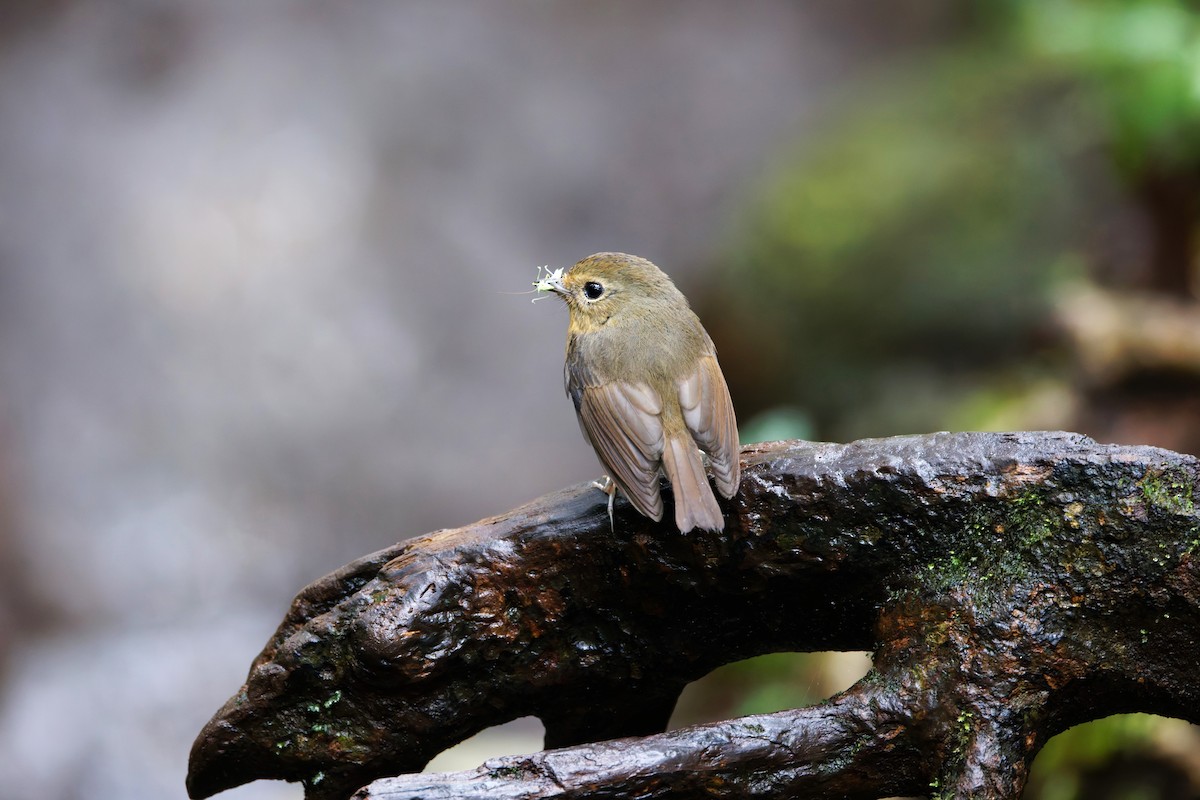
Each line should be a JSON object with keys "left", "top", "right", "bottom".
{"left": 543, "top": 252, "right": 740, "bottom": 532}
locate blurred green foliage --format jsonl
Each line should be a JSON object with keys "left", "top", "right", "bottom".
{"left": 1027, "top": 714, "right": 1200, "bottom": 800}
{"left": 670, "top": 652, "right": 870, "bottom": 730}
{"left": 723, "top": 51, "right": 1093, "bottom": 438}
{"left": 719, "top": 0, "right": 1200, "bottom": 441}
{"left": 739, "top": 406, "right": 814, "bottom": 444}
{"left": 1014, "top": 0, "right": 1200, "bottom": 175}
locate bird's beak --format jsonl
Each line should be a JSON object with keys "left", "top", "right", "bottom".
{"left": 533, "top": 267, "right": 570, "bottom": 300}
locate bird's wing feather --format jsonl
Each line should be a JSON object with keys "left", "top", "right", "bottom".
{"left": 678, "top": 354, "right": 740, "bottom": 499}
{"left": 576, "top": 381, "right": 666, "bottom": 521}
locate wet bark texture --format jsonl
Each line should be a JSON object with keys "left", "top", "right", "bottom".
{"left": 187, "top": 432, "right": 1200, "bottom": 800}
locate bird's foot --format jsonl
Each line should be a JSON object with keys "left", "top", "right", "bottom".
{"left": 592, "top": 476, "right": 616, "bottom": 531}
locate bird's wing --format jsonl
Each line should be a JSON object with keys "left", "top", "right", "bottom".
{"left": 678, "top": 354, "right": 740, "bottom": 499}
{"left": 574, "top": 380, "right": 666, "bottom": 522}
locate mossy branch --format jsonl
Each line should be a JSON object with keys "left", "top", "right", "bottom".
{"left": 187, "top": 432, "right": 1200, "bottom": 800}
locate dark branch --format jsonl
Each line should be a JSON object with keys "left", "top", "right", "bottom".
{"left": 360, "top": 683, "right": 927, "bottom": 800}
{"left": 186, "top": 432, "right": 1200, "bottom": 800}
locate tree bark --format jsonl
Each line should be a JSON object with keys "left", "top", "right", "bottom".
{"left": 186, "top": 432, "right": 1200, "bottom": 800}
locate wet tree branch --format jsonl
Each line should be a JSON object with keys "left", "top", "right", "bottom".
{"left": 187, "top": 432, "right": 1200, "bottom": 800}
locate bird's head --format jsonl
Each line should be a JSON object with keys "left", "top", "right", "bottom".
{"left": 535, "top": 252, "right": 680, "bottom": 334}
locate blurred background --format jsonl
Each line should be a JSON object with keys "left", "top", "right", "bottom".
{"left": 0, "top": 1, "right": 1198, "bottom": 798}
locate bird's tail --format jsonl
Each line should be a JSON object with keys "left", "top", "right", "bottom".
{"left": 661, "top": 435, "right": 725, "bottom": 533}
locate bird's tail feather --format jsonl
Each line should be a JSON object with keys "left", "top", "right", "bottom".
{"left": 661, "top": 435, "right": 725, "bottom": 533}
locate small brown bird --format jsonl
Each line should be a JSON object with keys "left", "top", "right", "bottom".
{"left": 537, "top": 252, "right": 740, "bottom": 532}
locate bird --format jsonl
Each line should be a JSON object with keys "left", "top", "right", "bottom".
{"left": 536, "top": 252, "right": 740, "bottom": 532}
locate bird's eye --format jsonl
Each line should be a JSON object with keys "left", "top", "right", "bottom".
{"left": 583, "top": 281, "right": 604, "bottom": 300}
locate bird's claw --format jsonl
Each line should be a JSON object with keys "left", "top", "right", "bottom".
{"left": 592, "top": 476, "right": 616, "bottom": 531}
